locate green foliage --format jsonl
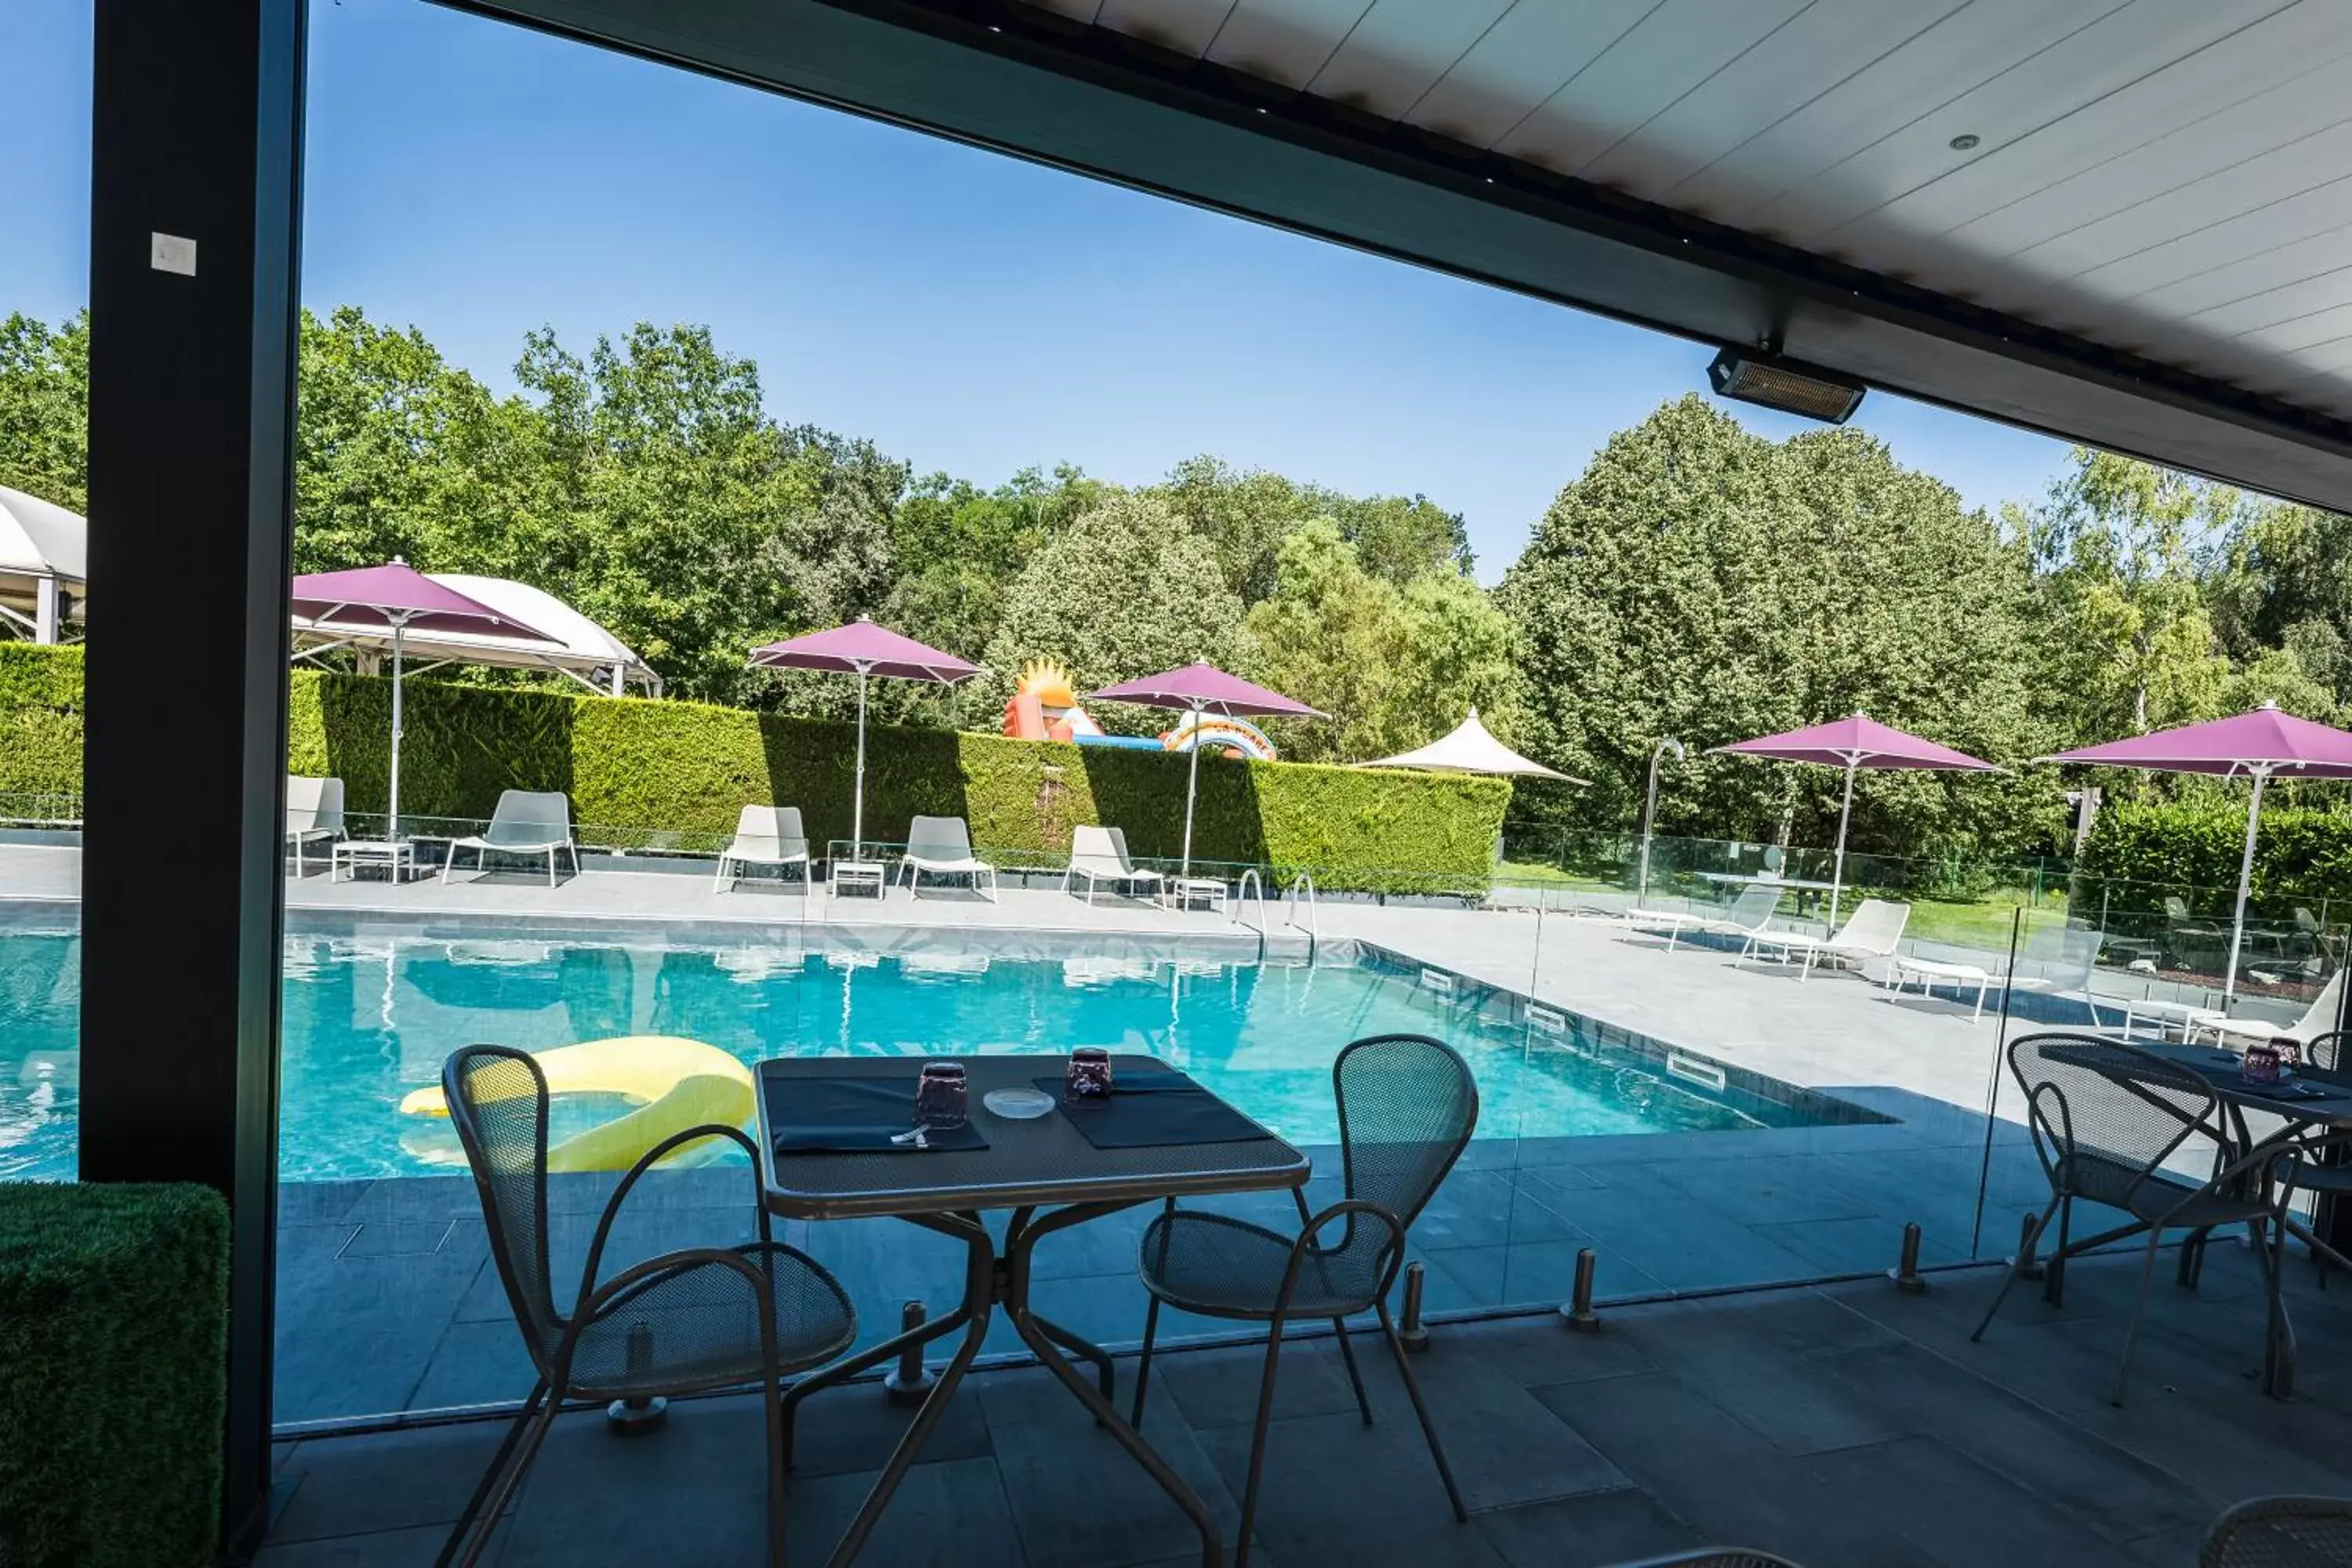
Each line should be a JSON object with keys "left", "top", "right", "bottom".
{"left": 1499, "top": 397, "right": 2061, "bottom": 857}
{"left": 281, "top": 670, "right": 1508, "bottom": 889}
{"left": 0, "top": 644, "right": 83, "bottom": 797}
{"left": 0, "top": 310, "right": 87, "bottom": 510}
{"left": 1246, "top": 520, "right": 1522, "bottom": 763}
{"left": 2080, "top": 799, "right": 2352, "bottom": 913}
{"left": 0, "top": 1182, "right": 229, "bottom": 1568}
{"left": 977, "top": 493, "right": 1252, "bottom": 736}
{"left": 1150, "top": 453, "right": 1472, "bottom": 603}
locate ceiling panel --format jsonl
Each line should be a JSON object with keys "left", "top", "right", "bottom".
{"left": 1493, "top": 0, "right": 1813, "bottom": 175}
{"left": 1093, "top": 0, "right": 1236, "bottom": 56}
{"left": 1576, "top": 0, "right": 1965, "bottom": 197}
{"left": 1302, "top": 0, "right": 1517, "bottom": 121}
{"left": 1751, "top": 0, "right": 2288, "bottom": 250}
{"left": 2189, "top": 268, "right": 2352, "bottom": 339}
{"left": 1859, "top": 2, "right": 2352, "bottom": 280}
{"left": 1202, "top": 0, "right": 1370, "bottom": 88}
{"left": 2133, "top": 221, "right": 2352, "bottom": 319}
{"left": 1396, "top": 0, "right": 1660, "bottom": 148}
{"left": 2068, "top": 172, "right": 2352, "bottom": 300}
{"left": 1661, "top": 0, "right": 2122, "bottom": 224}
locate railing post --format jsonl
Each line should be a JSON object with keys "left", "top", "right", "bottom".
{"left": 1888, "top": 1222, "right": 1928, "bottom": 1294}
{"left": 2012, "top": 1210, "right": 2045, "bottom": 1281}
{"left": 1558, "top": 1247, "right": 1602, "bottom": 1333}
{"left": 607, "top": 1319, "right": 670, "bottom": 1433}
{"left": 1396, "top": 1261, "right": 1430, "bottom": 1352}
{"left": 884, "top": 1300, "right": 938, "bottom": 1405}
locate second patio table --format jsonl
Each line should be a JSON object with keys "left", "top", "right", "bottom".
{"left": 757, "top": 1052, "right": 1310, "bottom": 1568}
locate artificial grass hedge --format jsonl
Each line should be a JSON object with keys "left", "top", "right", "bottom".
{"left": 0, "top": 1182, "right": 230, "bottom": 1568}
{"left": 2, "top": 646, "right": 1507, "bottom": 891}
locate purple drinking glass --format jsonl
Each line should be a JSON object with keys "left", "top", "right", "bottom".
{"left": 1065, "top": 1047, "right": 1114, "bottom": 1104}
{"left": 2242, "top": 1043, "right": 2282, "bottom": 1087}
{"left": 914, "top": 1061, "right": 970, "bottom": 1131}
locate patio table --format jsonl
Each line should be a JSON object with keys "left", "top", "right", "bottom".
{"left": 2066, "top": 1040, "right": 2352, "bottom": 1397}
{"left": 757, "top": 1053, "right": 1309, "bottom": 1568}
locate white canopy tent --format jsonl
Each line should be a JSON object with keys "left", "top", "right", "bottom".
{"left": 292, "top": 573, "right": 659, "bottom": 696}
{"left": 0, "top": 485, "right": 86, "bottom": 644}
{"left": 1359, "top": 708, "right": 1586, "bottom": 782}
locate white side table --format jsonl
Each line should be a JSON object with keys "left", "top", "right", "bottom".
{"left": 332, "top": 840, "right": 417, "bottom": 884}
{"left": 1169, "top": 877, "right": 1228, "bottom": 913}
{"left": 830, "top": 860, "right": 887, "bottom": 902}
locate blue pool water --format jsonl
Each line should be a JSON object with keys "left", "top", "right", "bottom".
{"left": 0, "top": 920, "right": 1858, "bottom": 1183}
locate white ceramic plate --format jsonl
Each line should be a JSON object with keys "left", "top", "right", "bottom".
{"left": 982, "top": 1087, "right": 1055, "bottom": 1120}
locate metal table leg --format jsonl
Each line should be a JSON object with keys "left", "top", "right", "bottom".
{"left": 822, "top": 1211, "right": 996, "bottom": 1568}
{"left": 1005, "top": 1201, "right": 1225, "bottom": 1568}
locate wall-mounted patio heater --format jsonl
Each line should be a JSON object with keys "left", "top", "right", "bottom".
{"left": 1708, "top": 347, "right": 1866, "bottom": 424}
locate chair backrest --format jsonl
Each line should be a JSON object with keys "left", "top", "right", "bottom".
{"left": 906, "top": 815, "right": 973, "bottom": 860}
{"left": 485, "top": 789, "right": 573, "bottom": 847}
{"left": 734, "top": 804, "right": 806, "bottom": 855}
{"left": 2165, "top": 895, "right": 2193, "bottom": 923}
{"left": 285, "top": 775, "right": 344, "bottom": 835}
{"left": 2200, "top": 1494, "right": 2352, "bottom": 1568}
{"left": 1069, "top": 825, "right": 1127, "bottom": 875}
{"left": 1335, "top": 1033, "right": 1479, "bottom": 1237}
{"left": 1829, "top": 898, "right": 1908, "bottom": 955}
{"left": 1723, "top": 880, "right": 1785, "bottom": 931}
{"left": 441, "top": 1045, "right": 562, "bottom": 1370}
{"left": 2305, "top": 1030, "right": 2350, "bottom": 1073}
{"left": 2006, "top": 1031, "right": 2224, "bottom": 1207}
{"left": 2020, "top": 923, "right": 2101, "bottom": 990}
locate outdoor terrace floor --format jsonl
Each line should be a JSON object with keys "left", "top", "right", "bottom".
{"left": 258, "top": 1238, "right": 2352, "bottom": 1566}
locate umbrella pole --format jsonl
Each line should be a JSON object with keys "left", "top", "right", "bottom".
{"left": 1830, "top": 757, "right": 1857, "bottom": 929}
{"left": 1181, "top": 703, "right": 1203, "bottom": 879}
{"left": 853, "top": 669, "right": 869, "bottom": 861}
{"left": 389, "top": 618, "right": 405, "bottom": 845}
{"left": 2225, "top": 768, "right": 2269, "bottom": 1006}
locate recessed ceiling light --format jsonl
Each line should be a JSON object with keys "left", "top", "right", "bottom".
{"left": 1949, "top": 133, "right": 1981, "bottom": 151}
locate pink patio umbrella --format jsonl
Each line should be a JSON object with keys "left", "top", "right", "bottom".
{"left": 291, "top": 560, "right": 555, "bottom": 842}
{"left": 2046, "top": 702, "right": 2352, "bottom": 1002}
{"left": 1087, "top": 662, "right": 1323, "bottom": 877}
{"left": 749, "top": 616, "right": 979, "bottom": 857}
{"left": 1713, "top": 712, "right": 2002, "bottom": 927}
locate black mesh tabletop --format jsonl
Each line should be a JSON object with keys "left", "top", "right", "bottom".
{"left": 757, "top": 1054, "right": 1310, "bottom": 1221}
{"left": 2129, "top": 1043, "right": 2352, "bottom": 1127}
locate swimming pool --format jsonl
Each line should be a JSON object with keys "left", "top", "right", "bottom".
{"left": 0, "top": 915, "right": 1880, "bottom": 1182}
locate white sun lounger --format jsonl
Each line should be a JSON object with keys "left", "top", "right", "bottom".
{"left": 441, "top": 790, "right": 580, "bottom": 887}
{"left": 714, "top": 804, "right": 811, "bottom": 892}
{"left": 285, "top": 775, "right": 345, "bottom": 877}
{"left": 1626, "top": 880, "right": 1786, "bottom": 952}
{"left": 1061, "top": 825, "right": 1164, "bottom": 906}
{"left": 1747, "top": 898, "right": 1909, "bottom": 982}
{"left": 900, "top": 815, "right": 999, "bottom": 901}
{"left": 2202, "top": 968, "right": 2347, "bottom": 1051}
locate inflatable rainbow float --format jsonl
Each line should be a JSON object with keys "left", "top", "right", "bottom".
{"left": 1000, "top": 658, "right": 1276, "bottom": 760}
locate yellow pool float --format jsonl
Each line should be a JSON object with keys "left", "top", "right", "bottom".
{"left": 400, "top": 1036, "right": 756, "bottom": 1173}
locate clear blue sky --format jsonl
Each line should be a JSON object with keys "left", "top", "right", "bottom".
{"left": 3, "top": 0, "right": 2074, "bottom": 581}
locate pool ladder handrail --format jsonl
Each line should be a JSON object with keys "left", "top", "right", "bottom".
{"left": 1232, "top": 868, "right": 1271, "bottom": 952}
{"left": 1282, "top": 872, "right": 1320, "bottom": 956}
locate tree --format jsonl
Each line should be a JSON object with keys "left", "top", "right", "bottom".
{"left": 1246, "top": 519, "right": 1520, "bottom": 762}
{"left": 977, "top": 493, "right": 1250, "bottom": 735}
{"left": 1149, "top": 454, "right": 1474, "bottom": 604}
{"left": 2020, "top": 449, "right": 2234, "bottom": 740}
{"left": 0, "top": 310, "right": 88, "bottom": 511}
{"left": 1499, "top": 396, "right": 2058, "bottom": 856}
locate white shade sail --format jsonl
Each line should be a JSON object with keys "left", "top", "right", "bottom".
{"left": 1359, "top": 709, "right": 1585, "bottom": 782}
{"left": 292, "top": 572, "right": 660, "bottom": 696}
{"left": 0, "top": 485, "right": 86, "bottom": 642}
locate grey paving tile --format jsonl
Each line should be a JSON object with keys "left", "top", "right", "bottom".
{"left": 980, "top": 1363, "right": 1243, "bottom": 1568}
{"left": 1806, "top": 1434, "right": 2149, "bottom": 1568}
{"left": 1475, "top": 1486, "right": 1706, "bottom": 1568}
{"left": 405, "top": 1318, "right": 537, "bottom": 1414}
{"left": 495, "top": 1394, "right": 775, "bottom": 1565}
{"left": 1602, "top": 1308, "right": 1900, "bottom": 1458}
{"left": 784, "top": 1457, "right": 1022, "bottom": 1568}
{"left": 254, "top": 1522, "right": 465, "bottom": 1567}
{"left": 270, "top": 1421, "right": 516, "bottom": 1544}
{"left": 1417, "top": 1237, "right": 1668, "bottom": 1312}
{"left": 1444, "top": 1311, "right": 1659, "bottom": 1389}
{"left": 780, "top": 1376, "right": 994, "bottom": 1479}
{"left": 1145, "top": 1333, "right": 1370, "bottom": 1431}
{"left": 1535, "top": 1374, "right": 1940, "bottom": 1568}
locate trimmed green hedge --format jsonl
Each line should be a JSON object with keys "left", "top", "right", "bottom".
{"left": 5, "top": 646, "right": 1509, "bottom": 891}
{"left": 0, "top": 1182, "right": 230, "bottom": 1568}
{"left": 2080, "top": 800, "right": 2352, "bottom": 913}
{"left": 0, "top": 643, "right": 83, "bottom": 800}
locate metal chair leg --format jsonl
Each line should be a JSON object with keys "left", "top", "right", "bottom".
{"left": 1331, "top": 1319, "right": 1373, "bottom": 1425}
{"left": 1233, "top": 1318, "right": 1287, "bottom": 1568}
{"left": 1972, "top": 1198, "right": 2056, "bottom": 1343}
{"left": 1131, "top": 1293, "right": 1162, "bottom": 1429}
{"left": 446, "top": 1380, "right": 562, "bottom": 1568}
{"left": 1374, "top": 1299, "right": 1466, "bottom": 1523}
{"left": 2110, "top": 1227, "right": 2169, "bottom": 1406}
{"left": 435, "top": 1379, "right": 548, "bottom": 1568}
{"left": 2044, "top": 1194, "right": 2074, "bottom": 1306}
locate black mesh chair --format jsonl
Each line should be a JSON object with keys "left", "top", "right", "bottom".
{"left": 436, "top": 1044, "right": 856, "bottom": 1568}
{"left": 1970, "top": 1031, "right": 2278, "bottom": 1405}
{"left": 1128, "top": 1033, "right": 1476, "bottom": 1567}
{"left": 2201, "top": 1496, "right": 2352, "bottom": 1566}
{"left": 2305, "top": 1031, "right": 2349, "bottom": 1073}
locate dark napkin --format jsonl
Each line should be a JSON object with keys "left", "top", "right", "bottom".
{"left": 768, "top": 1072, "right": 989, "bottom": 1155}
{"left": 2231, "top": 1078, "right": 2352, "bottom": 1106}
{"left": 1031, "top": 1072, "right": 1270, "bottom": 1149}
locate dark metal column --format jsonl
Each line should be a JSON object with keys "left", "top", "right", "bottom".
{"left": 82, "top": 0, "right": 304, "bottom": 1553}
